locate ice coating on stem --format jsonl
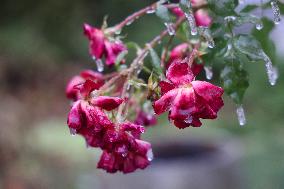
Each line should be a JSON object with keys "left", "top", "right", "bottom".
{"left": 204, "top": 66, "right": 213, "bottom": 80}
{"left": 164, "top": 22, "right": 176, "bottom": 36}
{"left": 271, "top": 0, "right": 281, "bottom": 24}
{"left": 199, "top": 27, "right": 215, "bottom": 48}
{"left": 95, "top": 58, "right": 104, "bottom": 72}
{"left": 185, "top": 12, "right": 198, "bottom": 35}
{"left": 236, "top": 105, "right": 246, "bottom": 126}
{"left": 146, "top": 8, "right": 156, "bottom": 14}
{"left": 262, "top": 53, "right": 278, "bottom": 86}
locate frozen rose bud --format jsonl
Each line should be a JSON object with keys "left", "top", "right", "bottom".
{"left": 134, "top": 111, "right": 157, "bottom": 127}
{"left": 105, "top": 41, "right": 127, "bottom": 66}
{"left": 153, "top": 61, "right": 224, "bottom": 128}
{"left": 83, "top": 23, "right": 105, "bottom": 59}
{"left": 66, "top": 70, "right": 104, "bottom": 101}
{"left": 90, "top": 96, "right": 123, "bottom": 111}
{"left": 194, "top": 9, "right": 212, "bottom": 27}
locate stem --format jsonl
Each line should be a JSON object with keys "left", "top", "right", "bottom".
{"left": 116, "top": 16, "right": 186, "bottom": 122}
{"left": 107, "top": 3, "right": 179, "bottom": 34}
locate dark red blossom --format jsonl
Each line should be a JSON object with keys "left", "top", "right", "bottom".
{"left": 66, "top": 70, "right": 104, "bottom": 101}
{"left": 153, "top": 61, "right": 224, "bottom": 129}
{"left": 83, "top": 23, "right": 127, "bottom": 66}
{"left": 98, "top": 135, "right": 152, "bottom": 173}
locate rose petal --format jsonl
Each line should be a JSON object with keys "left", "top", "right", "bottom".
{"left": 91, "top": 96, "right": 123, "bottom": 111}
{"left": 159, "top": 81, "right": 175, "bottom": 95}
{"left": 66, "top": 76, "right": 84, "bottom": 101}
{"left": 105, "top": 41, "right": 127, "bottom": 66}
{"left": 166, "top": 61, "right": 194, "bottom": 86}
{"left": 67, "top": 101, "right": 82, "bottom": 130}
{"left": 83, "top": 23, "right": 105, "bottom": 59}
{"left": 153, "top": 89, "right": 178, "bottom": 115}
{"left": 194, "top": 9, "right": 212, "bottom": 27}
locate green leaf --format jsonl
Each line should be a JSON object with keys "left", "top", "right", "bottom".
{"left": 149, "top": 47, "right": 163, "bottom": 75}
{"left": 207, "top": 0, "right": 238, "bottom": 16}
{"left": 221, "top": 60, "right": 249, "bottom": 104}
{"left": 233, "top": 34, "right": 265, "bottom": 61}
{"left": 240, "top": 4, "right": 258, "bottom": 13}
{"left": 155, "top": 4, "right": 171, "bottom": 22}
{"left": 252, "top": 18, "right": 277, "bottom": 64}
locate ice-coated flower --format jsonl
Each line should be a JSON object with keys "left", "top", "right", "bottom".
{"left": 83, "top": 23, "right": 127, "bottom": 66}
{"left": 153, "top": 61, "right": 224, "bottom": 129}
{"left": 167, "top": 43, "right": 204, "bottom": 76}
{"left": 97, "top": 124, "right": 152, "bottom": 173}
{"left": 170, "top": 7, "right": 212, "bottom": 27}
{"left": 66, "top": 70, "right": 104, "bottom": 101}
{"left": 134, "top": 110, "right": 157, "bottom": 127}
{"left": 66, "top": 76, "right": 123, "bottom": 147}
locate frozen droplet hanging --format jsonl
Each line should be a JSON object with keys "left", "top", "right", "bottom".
{"left": 164, "top": 22, "right": 176, "bottom": 36}
{"left": 204, "top": 66, "right": 213, "bottom": 80}
{"left": 271, "top": 0, "right": 281, "bottom": 24}
{"left": 236, "top": 105, "right": 246, "bottom": 126}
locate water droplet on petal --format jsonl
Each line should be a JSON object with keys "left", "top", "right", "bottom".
{"left": 147, "top": 149, "right": 154, "bottom": 161}
{"left": 95, "top": 59, "right": 104, "bottom": 72}
{"left": 184, "top": 116, "right": 193, "bottom": 124}
{"left": 185, "top": 12, "right": 198, "bottom": 35}
{"left": 271, "top": 0, "right": 281, "bottom": 24}
{"left": 204, "top": 66, "right": 213, "bottom": 80}
{"left": 69, "top": 128, "right": 77, "bottom": 136}
{"left": 164, "top": 22, "right": 176, "bottom": 36}
{"left": 236, "top": 105, "right": 246, "bottom": 126}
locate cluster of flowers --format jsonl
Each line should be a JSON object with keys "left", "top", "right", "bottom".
{"left": 66, "top": 70, "right": 154, "bottom": 173}
{"left": 66, "top": 0, "right": 224, "bottom": 174}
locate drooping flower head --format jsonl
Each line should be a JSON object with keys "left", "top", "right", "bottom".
{"left": 83, "top": 23, "right": 127, "bottom": 66}
{"left": 153, "top": 61, "right": 224, "bottom": 129}
{"left": 97, "top": 122, "right": 152, "bottom": 173}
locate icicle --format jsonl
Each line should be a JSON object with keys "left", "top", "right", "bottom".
{"left": 69, "top": 128, "right": 76, "bottom": 136}
{"left": 204, "top": 66, "right": 213, "bottom": 80}
{"left": 164, "top": 22, "right": 176, "bottom": 36}
{"left": 95, "top": 58, "right": 104, "bottom": 72}
{"left": 236, "top": 105, "right": 246, "bottom": 126}
{"left": 114, "top": 28, "right": 122, "bottom": 35}
{"left": 255, "top": 20, "right": 264, "bottom": 30}
{"left": 126, "top": 19, "right": 135, "bottom": 26}
{"left": 185, "top": 12, "right": 198, "bottom": 35}
{"left": 271, "top": 0, "right": 281, "bottom": 24}
{"left": 199, "top": 27, "right": 215, "bottom": 48}
{"left": 147, "top": 149, "right": 154, "bottom": 161}
{"left": 264, "top": 56, "right": 278, "bottom": 86}
{"left": 146, "top": 7, "right": 156, "bottom": 14}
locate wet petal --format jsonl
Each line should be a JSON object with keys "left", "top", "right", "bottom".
{"left": 91, "top": 96, "right": 123, "bottom": 111}
{"left": 159, "top": 81, "right": 175, "bottom": 95}
{"left": 166, "top": 61, "right": 194, "bottom": 86}
{"left": 67, "top": 101, "right": 82, "bottom": 130}
{"left": 65, "top": 76, "right": 84, "bottom": 101}
{"left": 105, "top": 41, "right": 127, "bottom": 66}
{"left": 83, "top": 23, "right": 105, "bottom": 59}
{"left": 153, "top": 89, "right": 178, "bottom": 115}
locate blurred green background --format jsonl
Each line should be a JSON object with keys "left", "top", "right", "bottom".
{"left": 1, "top": 0, "right": 284, "bottom": 188}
